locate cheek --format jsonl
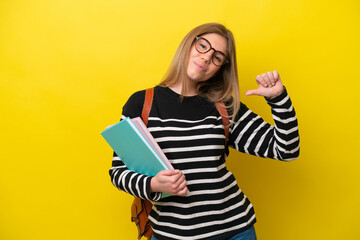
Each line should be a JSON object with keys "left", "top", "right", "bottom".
{"left": 189, "top": 46, "right": 199, "bottom": 59}
{"left": 207, "top": 67, "right": 220, "bottom": 78}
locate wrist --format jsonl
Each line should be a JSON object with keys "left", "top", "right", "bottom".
{"left": 150, "top": 177, "right": 159, "bottom": 193}
{"left": 266, "top": 86, "right": 286, "bottom": 101}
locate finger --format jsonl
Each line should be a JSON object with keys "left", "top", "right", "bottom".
{"left": 266, "top": 71, "right": 275, "bottom": 86}
{"left": 256, "top": 75, "right": 267, "bottom": 87}
{"left": 170, "top": 176, "right": 187, "bottom": 195}
{"left": 176, "top": 186, "right": 189, "bottom": 196}
{"left": 176, "top": 178, "right": 188, "bottom": 193}
{"left": 173, "top": 172, "right": 185, "bottom": 184}
{"left": 167, "top": 173, "right": 181, "bottom": 186}
{"left": 169, "top": 171, "right": 185, "bottom": 187}
{"left": 273, "top": 70, "right": 280, "bottom": 82}
{"left": 261, "top": 73, "right": 271, "bottom": 87}
{"left": 161, "top": 169, "right": 177, "bottom": 176}
{"left": 175, "top": 175, "right": 188, "bottom": 194}
{"left": 245, "top": 89, "right": 261, "bottom": 97}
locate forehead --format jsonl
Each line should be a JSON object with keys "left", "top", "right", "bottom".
{"left": 200, "top": 33, "right": 227, "bottom": 53}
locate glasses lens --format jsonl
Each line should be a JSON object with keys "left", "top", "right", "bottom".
{"left": 195, "top": 37, "right": 227, "bottom": 66}
{"left": 212, "top": 52, "right": 226, "bottom": 66}
{"left": 195, "top": 38, "right": 210, "bottom": 53}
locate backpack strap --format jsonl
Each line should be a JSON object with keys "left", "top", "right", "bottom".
{"left": 131, "top": 88, "right": 155, "bottom": 240}
{"left": 215, "top": 101, "right": 229, "bottom": 144}
{"left": 141, "top": 88, "right": 154, "bottom": 126}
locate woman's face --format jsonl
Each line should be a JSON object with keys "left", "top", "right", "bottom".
{"left": 186, "top": 33, "right": 228, "bottom": 84}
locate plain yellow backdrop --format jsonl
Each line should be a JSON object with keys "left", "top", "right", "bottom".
{"left": 1, "top": 0, "right": 359, "bottom": 239}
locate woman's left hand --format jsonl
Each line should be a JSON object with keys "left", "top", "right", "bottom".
{"left": 245, "top": 70, "right": 284, "bottom": 99}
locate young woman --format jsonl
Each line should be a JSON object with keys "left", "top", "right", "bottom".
{"left": 109, "top": 23, "right": 299, "bottom": 240}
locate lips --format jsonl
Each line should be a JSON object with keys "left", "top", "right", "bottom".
{"left": 193, "top": 61, "right": 206, "bottom": 72}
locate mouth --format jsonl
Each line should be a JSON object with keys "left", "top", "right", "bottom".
{"left": 193, "top": 61, "right": 206, "bottom": 72}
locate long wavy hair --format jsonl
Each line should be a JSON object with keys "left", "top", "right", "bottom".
{"left": 159, "top": 23, "right": 240, "bottom": 121}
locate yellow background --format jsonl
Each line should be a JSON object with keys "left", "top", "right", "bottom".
{"left": 1, "top": 0, "right": 359, "bottom": 239}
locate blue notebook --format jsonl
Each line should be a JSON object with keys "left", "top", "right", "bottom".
{"left": 101, "top": 117, "right": 170, "bottom": 177}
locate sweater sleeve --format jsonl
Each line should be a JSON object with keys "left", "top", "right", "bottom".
{"left": 108, "top": 90, "right": 162, "bottom": 201}
{"left": 228, "top": 87, "right": 300, "bottom": 161}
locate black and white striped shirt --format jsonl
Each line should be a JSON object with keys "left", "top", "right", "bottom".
{"left": 109, "top": 86, "right": 299, "bottom": 240}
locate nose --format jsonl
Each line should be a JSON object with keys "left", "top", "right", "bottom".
{"left": 201, "top": 50, "right": 214, "bottom": 63}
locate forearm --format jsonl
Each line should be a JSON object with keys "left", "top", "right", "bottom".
{"left": 109, "top": 154, "right": 162, "bottom": 201}
{"left": 230, "top": 87, "right": 300, "bottom": 161}
{"left": 266, "top": 87, "right": 300, "bottom": 160}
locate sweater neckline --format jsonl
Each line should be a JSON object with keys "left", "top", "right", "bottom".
{"left": 158, "top": 86, "right": 204, "bottom": 102}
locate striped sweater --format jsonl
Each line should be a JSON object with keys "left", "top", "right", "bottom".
{"left": 109, "top": 86, "right": 299, "bottom": 240}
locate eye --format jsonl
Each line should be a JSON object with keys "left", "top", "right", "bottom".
{"left": 200, "top": 43, "right": 207, "bottom": 50}
{"left": 213, "top": 53, "right": 223, "bottom": 63}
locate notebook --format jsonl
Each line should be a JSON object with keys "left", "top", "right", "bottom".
{"left": 101, "top": 117, "right": 173, "bottom": 177}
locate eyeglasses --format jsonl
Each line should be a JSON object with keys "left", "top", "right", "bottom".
{"left": 195, "top": 36, "right": 228, "bottom": 66}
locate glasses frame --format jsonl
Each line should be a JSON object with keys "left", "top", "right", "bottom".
{"left": 195, "top": 36, "right": 228, "bottom": 66}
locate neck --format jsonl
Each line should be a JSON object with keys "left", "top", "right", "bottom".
{"left": 169, "top": 78, "right": 198, "bottom": 96}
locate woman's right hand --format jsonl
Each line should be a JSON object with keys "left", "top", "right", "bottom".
{"left": 150, "top": 169, "right": 188, "bottom": 196}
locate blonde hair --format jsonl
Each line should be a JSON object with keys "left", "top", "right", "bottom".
{"left": 159, "top": 23, "right": 240, "bottom": 121}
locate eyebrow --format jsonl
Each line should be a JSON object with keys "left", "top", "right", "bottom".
{"left": 201, "top": 37, "right": 227, "bottom": 56}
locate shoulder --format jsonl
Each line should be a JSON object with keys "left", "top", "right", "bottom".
{"left": 126, "top": 89, "right": 146, "bottom": 104}
{"left": 239, "top": 102, "right": 250, "bottom": 114}
{"left": 122, "top": 89, "right": 147, "bottom": 118}
{"left": 226, "top": 99, "right": 252, "bottom": 123}
{"left": 122, "top": 86, "right": 172, "bottom": 118}
{"left": 223, "top": 97, "right": 250, "bottom": 118}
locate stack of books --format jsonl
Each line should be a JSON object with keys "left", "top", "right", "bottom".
{"left": 101, "top": 117, "right": 173, "bottom": 177}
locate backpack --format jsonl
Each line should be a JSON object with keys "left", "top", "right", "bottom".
{"left": 130, "top": 87, "right": 229, "bottom": 239}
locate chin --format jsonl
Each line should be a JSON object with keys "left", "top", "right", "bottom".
{"left": 187, "top": 72, "right": 208, "bottom": 82}
{"left": 187, "top": 74, "right": 205, "bottom": 83}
